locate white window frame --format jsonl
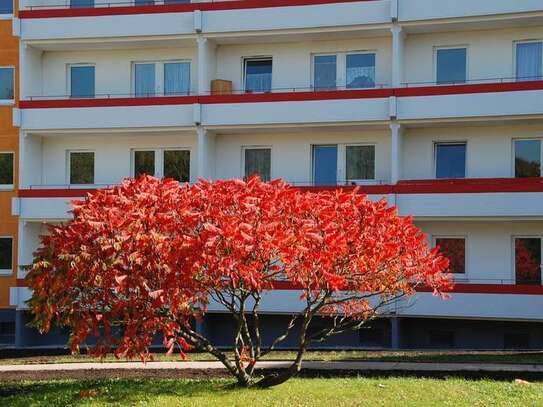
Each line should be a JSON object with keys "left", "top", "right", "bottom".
{"left": 0, "top": 236, "right": 13, "bottom": 276}
{"left": 0, "top": 66, "right": 15, "bottom": 105}
{"left": 132, "top": 60, "right": 192, "bottom": 96}
{"left": 0, "top": 0, "right": 14, "bottom": 18}
{"left": 433, "top": 141, "right": 468, "bottom": 179}
{"left": 340, "top": 143, "right": 377, "bottom": 184}
{"left": 241, "top": 146, "right": 273, "bottom": 180}
{"left": 66, "top": 150, "right": 95, "bottom": 186}
{"left": 432, "top": 235, "right": 468, "bottom": 280}
{"left": 242, "top": 57, "right": 273, "bottom": 93}
{"left": 311, "top": 51, "right": 377, "bottom": 90}
{"left": 512, "top": 138, "right": 543, "bottom": 177}
{"left": 131, "top": 147, "right": 192, "bottom": 179}
{"left": 513, "top": 40, "right": 543, "bottom": 81}
{"left": 512, "top": 236, "right": 543, "bottom": 285}
{"left": 433, "top": 45, "right": 469, "bottom": 84}
{"left": 67, "top": 63, "right": 96, "bottom": 97}
{"left": 0, "top": 151, "right": 14, "bottom": 191}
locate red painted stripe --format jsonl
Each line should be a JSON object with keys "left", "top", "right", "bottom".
{"left": 18, "top": 189, "right": 98, "bottom": 198}
{"left": 19, "top": 81, "right": 543, "bottom": 109}
{"left": 19, "top": 0, "right": 373, "bottom": 19}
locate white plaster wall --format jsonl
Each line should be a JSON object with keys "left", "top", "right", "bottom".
{"left": 215, "top": 37, "right": 392, "bottom": 92}
{"left": 404, "top": 27, "right": 543, "bottom": 84}
{"left": 401, "top": 124, "right": 543, "bottom": 180}
{"left": 21, "top": 45, "right": 43, "bottom": 99}
{"left": 214, "top": 129, "right": 391, "bottom": 184}
{"left": 41, "top": 48, "right": 197, "bottom": 97}
{"left": 20, "top": 134, "right": 43, "bottom": 187}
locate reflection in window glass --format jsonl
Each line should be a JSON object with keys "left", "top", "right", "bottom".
{"left": 515, "top": 140, "right": 541, "bottom": 177}
{"left": 346, "top": 145, "right": 375, "bottom": 181}
{"left": 70, "top": 152, "right": 94, "bottom": 185}
{"left": 134, "top": 151, "right": 155, "bottom": 178}
{"left": 70, "top": 66, "right": 95, "bottom": 98}
{"left": 314, "top": 55, "right": 337, "bottom": 90}
{"left": 435, "top": 143, "right": 466, "bottom": 179}
{"left": 0, "top": 153, "right": 13, "bottom": 185}
{"left": 436, "top": 48, "right": 467, "bottom": 84}
{"left": 0, "top": 68, "right": 14, "bottom": 100}
{"left": 164, "top": 150, "right": 190, "bottom": 182}
{"left": 0, "top": 238, "right": 12, "bottom": 271}
{"left": 346, "top": 53, "right": 375, "bottom": 89}
{"left": 516, "top": 42, "right": 542, "bottom": 81}
{"left": 244, "top": 148, "right": 271, "bottom": 181}
{"left": 515, "top": 238, "right": 541, "bottom": 285}
{"left": 436, "top": 238, "right": 466, "bottom": 274}
{"left": 244, "top": 59, "right": 272, "bottom": 93}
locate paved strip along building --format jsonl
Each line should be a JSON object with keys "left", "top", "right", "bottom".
{"left": 3, "top": 0, "right": 543, "bottom": 349}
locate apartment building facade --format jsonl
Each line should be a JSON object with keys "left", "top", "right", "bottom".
{"left": 4, "top": 0, "right": 543, "bottom": 348}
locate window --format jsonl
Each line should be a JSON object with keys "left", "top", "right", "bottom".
{"left": 0, "top": 67, "right": 14, "bottom": 101}
{"left": 70, "top": 65, "right": 95, "bottom": 98}
{"left": 244, "top": 58, "right": 272, "bottom": 93}
{"left": 346, "top": 145, "right": 375, "bottom": 181}
{"left": 428, "top": 330, "right": 454, "bottom": 348}
{"left": 436, "top": 47, "right": 467, "bottom": 84}
{"left": 69, "top": 151, "right": 94, "bottom": 185}
{"left": 516, "top": 42, "right": 542, "bottom": 81}
{"left": 244, "top": 148, "right": 271, "bottom": 181}
{"left": 359, "top": 327, "right": 386, "bottom": 347}
{"left": 312, "top": 52, "right": 376, "bottom": 90}
{"left": 135, "top": 0, "right": 154, "bottom": 5}
{"left": 0, "top": 152, "right": 13, "bottom": 187}
{"left": 514, "top": 139, "right": 541, "bottom": 177}
{"left": 0, "top": 237, "right": 13, "bottom": 273}
{"left": 133, "top": 149, "right": 190, "bottom": 181}
{"left": 435, "top": 143, "right": 466, "bottom": 179}
{"left": 0, "top": 0, "right": 13, "bottom": 14}
{"left": 134, "top": 61, "right": 191, "bottom": 97}
{"left": 70, "top": 0, "right": 94, "bottom": 9}
{"left": 515, "top": 237, "right": 541, "bottom": 285}
{"left": 435, "top": 237, "right": 466, "bottom": 274}
{"left": 504, "top": 333, "right": 530, "bottom": 350}
{"left": 313, "top": 145, "right": 338, "bottom": 186}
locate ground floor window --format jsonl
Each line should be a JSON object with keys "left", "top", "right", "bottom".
{"left": 428, "top": 330, "right": 455, "bottom": 348}
{"left": 133, "top": 149, "right": 190, "bottom": 182}
{"left": 243, "top": 147, "right": 271, "bottom": 181}
{"left": 515, "top": 237, "right": 542, "bottom": 285}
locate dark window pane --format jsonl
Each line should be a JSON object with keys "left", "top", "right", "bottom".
{"left": 135, "top": 0, "right": 154, "bottom": 5}
{"left": 164, "top": 62, "right": 190, "bottom": 96}
{"left": 359, "top": 327, "right": 385, "bottom": 347}
{"left": 313, "top": 145, "right": 337, "bottom": 186}
{"left": 436, "top": 238, "right": 465, "bottom": 274}
{"left": 0, "top": 238, "right": 12, "bottom": 270}
{"left": 436, "top": 143, "right": 466, "bottom": 179}
{"left": 135, "top": 63, "right": 156, "bottom": 97}
{"left": 436, "top": 48, "right": 467, "bottom": 84}
{"left": 429, "top": 330, "right": 454, "bottom": 348}
{"left": 0, "top": 153, "right": 13, "bottom": 185}
{"left": 70, "top": 66, "right": 95, "bottom": 98}
{"left": 245, "top": 59, "right": 272, "bottom": 93}
{"left": 346, "top": 53, "right": 375, "bottom": 89}
{"left": 70, "top": 152, "right": 94, "bottom": 184}
{"left": 515, "top": 140, "right": 541, "bottom": 177}
{"left": 0, "top": 68, "right": 14, "bottom": 100}
{"left": 244, "top": 148, "right": 271, "bottom": 181}
{"left": 164, "top": 0, "right": 190, "bottom": 4}
{"left": 134, "top": 151, "right": 155, "bottom": 178}
{"left": 70, "top": 0, "right": 94, "bottom": 9}
{"left": 516, "top": 42, "right": 542, "bottom": 81}
{"left": 515, "top": 238, "right": 541, "bottom": 285}
{"left": 314, "top": 55, "right": 337, "bottom": 90}
{"left": 504, "top": 333, "right": 530, "bottom": 350}
{"left": 0, "top": 0, "right": 13, "bottom": 14}
{"left": 164, "top": 150, "right": 190, "bottom": 182}
{"left": 346, "top": 145, "right": 375, "bottom": 181}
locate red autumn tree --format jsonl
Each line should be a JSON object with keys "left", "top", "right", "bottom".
{"left": 27, "top": 176, "right": 451, "bottom": 387}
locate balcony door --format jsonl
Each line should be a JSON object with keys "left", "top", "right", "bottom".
{"left": 312, "top": 145, "right": 337, "bottom": 186}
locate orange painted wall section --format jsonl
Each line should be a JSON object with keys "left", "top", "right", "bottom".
{"left": 0, "top": 17, "right": 19, "bottom": 309}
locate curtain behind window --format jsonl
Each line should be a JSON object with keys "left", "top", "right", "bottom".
{"left": 135, "top": 64, "right": 156, "bottom": 97}
{"left": 244, "top": 148, "right": 271, "bottom": 181}
{"left": 346, "top": 54, "right": 375, "bottom": 88}
{"left": 164, "top": 62, "right": 191, "bottom": 95}
{"left": 346, "top": 145, "right": 375, "bottom": 180}
{"left": 314, "top": 55, "right": 337, "bottom": 90}
{"left": 516, "top": 42, "right": 542, "bottom": 81}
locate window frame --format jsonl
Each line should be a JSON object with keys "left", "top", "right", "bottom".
{"left": 242, "top": 57, "right": 273, "bottom": 93}
{"left": 0, "top": 151, "right": 14, "bottom": 190}
{"left": 512, "top": 138, "right": 542, "bottom": 177}
{"left": 241, "top": 145, "right": 273, "bottom": 181}
{"left": 66, "top": 150, "right": 95, "bottom": 186}
{"left": 131, "top": 147, "right": 192, "bottom": 180}
{"left": 0, "top": 66, "right": 15, "bottom": 104}
{"left": 0, "top": 0, "right": 14, "bottom": 17}
{"left": 0, "top": 236, "right": 13, "bottom": 276}
{"left": 311, "top": 50, "right": 377, "bottom": 90}
{"left": 67, "top": 63, "right": 96, "bottom": 98}
{"left": 512, "top": 236, "right": 543, "bottom": 285}
{"left": 432, "top": 235, "right": 468, "bottom": 279}
{"left": 342, "top": 143, "right": 377, "bottom": 184}
{"left": 433, "top": 45, "right": 469, "bottom": 85}
{"left": 132, "top": 60, "right": 192, "bottom": 97}
{"left": 513, "top": 39, "right": 543, "bottom": 81}
{"left": 433, "top": 141, "right": 468, "bottom": 179}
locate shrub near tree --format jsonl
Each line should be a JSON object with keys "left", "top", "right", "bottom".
{"left": 27, "top": 176, "right": 452, "bottom": 388}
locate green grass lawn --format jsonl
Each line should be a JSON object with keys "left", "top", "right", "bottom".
{"left": 2, "top": 377, "right": 542, "bottom": 406}
{"left": 2, "top": 350, "right": 543, "bottom": 365}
